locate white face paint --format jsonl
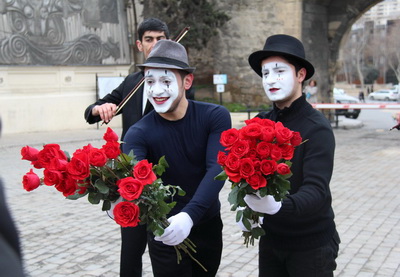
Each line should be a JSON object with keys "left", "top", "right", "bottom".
{"left": 144, "top": 68, "right": 180, "bottom": 113}
{"left": 261, "top": 59, "right": 295, "bottom": 102}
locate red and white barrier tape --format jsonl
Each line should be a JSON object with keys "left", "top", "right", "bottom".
{"left": 311, "top": 103, "right": 400, "bottom": 109}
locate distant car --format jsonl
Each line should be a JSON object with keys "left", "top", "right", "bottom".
{"left": 333, "top": 88, "right": 361, "bottom": 119}
{"left": 368, "top": 90, "right": 399, "bottom": 101}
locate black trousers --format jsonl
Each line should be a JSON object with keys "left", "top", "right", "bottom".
{"left": 258, "top": 231, "right": 340, "bottom": 277}
{"left": 148, "top": 214, "right": 223, "bottom": 277}
{"left": 120, "top": 224, "right": 147, "bottom": 277}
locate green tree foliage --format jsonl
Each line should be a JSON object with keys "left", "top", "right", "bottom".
{"left": 141, "top": 0, "right": 230, "bottom": 50}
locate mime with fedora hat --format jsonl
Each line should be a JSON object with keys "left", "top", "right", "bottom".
{"left": 122, "top": 39, "right": 231, "bottom": 276}
{"left": 245, "top": 34, "right": 340, "bottom": 276}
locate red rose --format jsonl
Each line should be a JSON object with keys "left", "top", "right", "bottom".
{"left": 114, "top": 201, "right": 140, "bottom": 227}
{"left": 280, "top": 144, "right": 295, "bottom": 160}
{"left": 230, "top": 139, "right": 250, "bottom": 158}
{"left": 290, "top": 131, "right": 302, "bottom": 146}
{"left": 269, "top": 144, "right": 282, "bottom": 161}
{"left": 117, "top": 177, "right": 144, "bottom": 201}
{"left": 22, "top": 169, "right": 41, "bottom": 192}
{"left": 103, "top": 127, "right": 119, "bottom": 142}
{"left": 49, "top": 158, "right": 68, "bottom": 171}
{"left": 259, "top": 118, "right": 276, "bottom": 128}
{"left": 275, "top": 122, "right": 293, "bottom": 144}
{"left": 256, "top": 141, "right": 271, "bottom": 158}
{"left": 217, "top": 151, "right": 227, "bottom": 166}
{"left": 102, "top": 141, "right": 121, "bottom": 159}
{"left": 244, "top": 117, "right": 264, "bottom": 125}
{"left": 55, "top": 174, "right": 79, "bottom": 197}
{"left": 220, "top": 128, "right": 240, "bottom": 148}
{"left": 240, "top": 124, "right": 263, "bottom": 140}
{"left": 261, "top": 126, "right": 276, "bottom": 142}
{"left": 260, "top": 159, "right": 277, "bottom": 176}
{"left": 246, "top": 172, "right": 267, "bottom": 190}
{"left": 276, "top": 163, "right": 291, "bottom": 175}
{"left": 21, "top": 146, "right": 39, "bottom": 161}
{"left": 43, "top": 169, "right": 64, "bottom": 186}
{"left": 224, "top": 153, "right": 240, "bottom": 172}
{"left": 66, "top": 152, "right": 90, "bottom": 180}
{"left": 239, "top": 158, "right": 255, "bottom": 178}
{"left": 79, "top": 144, "right": 93, "bottom": 154}
{"left": 246, "top": 148, "right": 258, "bottom": 160}
{"left": 133, "top": 160, "right": 156, "bottom": 185}
{"left": 88, "top": 148, "right": 108, "bottom": 167}
{"left": 37, "top": 144, "right": 67, "bottom": 169}
{"left": 225, "top": 167, "right": 242, "bottom": 183}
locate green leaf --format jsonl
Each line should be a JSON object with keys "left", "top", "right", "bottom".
{"left": 94, "top": 179, "right": 110, "bottom": 194}
{"left": 228, "top": 186, "right": 240, "bottom": 206}
{"left": 102, "top": 200, "right": 111, "bottom": 211}
{"left": 242, "top": 217, "right": 251, "bottom": 230}
{"left": 251, "top": 226, "right": 266, "bottom": 239}
{"left": 66, "top": 191, "right": 87, "bottom": 200}
{"left": 154, "top": 156, "right": 169, "bottom": 176}
{"left": 236, "top": 209, "right": 243, "bottom": 222}
{"left": 88, "top": 192, "right": 102, "bottom": 204}
{"left": 214, "top": 170, "right": 228, "bottom": 181}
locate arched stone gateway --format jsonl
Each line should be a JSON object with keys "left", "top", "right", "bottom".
{"left": 302, "top": 0, "right": 383, "bottom": 103}
{"left": 192, "top": 0, "right": 384, "bottom": 106}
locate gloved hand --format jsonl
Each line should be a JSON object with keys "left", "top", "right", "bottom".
{"left": 244, "top": 193, "right": 282, "bottom": 215}
{"left": 154, "top": 212, "right": 193, "bottom": 246}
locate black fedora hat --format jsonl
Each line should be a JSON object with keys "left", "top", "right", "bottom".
{"left": 137, "top": 40, "right": 195, "bottom": 73}
{"left": 248, "top": 34, "right": 314, "bottom": 80}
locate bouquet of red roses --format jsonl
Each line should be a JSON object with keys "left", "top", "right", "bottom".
{"left": 21, "top": 128, "right": 205, "bottom": 269}
{"left": 215, "top": 117, "right": 303, "bottom": 247}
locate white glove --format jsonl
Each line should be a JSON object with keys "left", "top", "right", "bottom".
{"left": 154, "top": 212, "right": 193, "bottom": 246}
{"left": 244, "top": 194, "right": 282, "bottom": 215}
{"left": 106, "top": 196, "right": 123, "bottom": 220}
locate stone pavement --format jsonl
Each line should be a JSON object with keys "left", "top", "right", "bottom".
{"left": 0, "top": 112, "right": 399, "bottom": 277}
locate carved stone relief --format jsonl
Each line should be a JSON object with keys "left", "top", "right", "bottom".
{"left": 0, "top": 0, "right": 128, "bottom": 65}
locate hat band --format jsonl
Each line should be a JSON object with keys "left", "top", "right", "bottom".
{"left": 145, "top": 56, "right": 190, "bottom": 69}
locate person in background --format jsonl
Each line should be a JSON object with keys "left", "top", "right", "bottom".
{"left": 359, "top": 91, "right": 365, "bottom": 102}
{"left": 246, "top": 34, "right": 340, "bottom": 276}
{"left": 304, "top": 79, "right": 318, "bottom": 103}
{"left": 123, "top": 40, "right": 231, "bottom": 276}
{"left": 0, "top": 118, "right": 25, "bottom": 277}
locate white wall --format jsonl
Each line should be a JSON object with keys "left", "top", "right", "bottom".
{"left": 0, "top": 65, "right": 130, "bottom": 134}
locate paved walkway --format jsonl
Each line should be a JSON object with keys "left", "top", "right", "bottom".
{"left": 1, "top": 113, "right": 399, "bottom": 276}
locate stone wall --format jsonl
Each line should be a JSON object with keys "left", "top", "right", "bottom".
{"left": 190, "top": 0, "right": 302, "bottom": 107}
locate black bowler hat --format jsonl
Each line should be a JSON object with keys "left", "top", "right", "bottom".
{"left": 248, "top": 34, "right": 314, "bottom": 80}
{"left": 137, "top": 40, "right": 195, "bottom": 73}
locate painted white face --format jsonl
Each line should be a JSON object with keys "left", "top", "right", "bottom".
{"left": 144, "top": 68, "right": 180, "bottom": 113}
{"left": 261, "top": 59, "right": 295, "bottom": 102}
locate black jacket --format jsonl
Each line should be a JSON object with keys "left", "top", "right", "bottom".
{"left": 0, "top": 179, "right": 25, "bottom": 276}
{"left": 257, "top": 95, "right": 338, "bottom": 250}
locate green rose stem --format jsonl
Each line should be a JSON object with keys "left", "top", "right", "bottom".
{"left": 161, "top": 219, "right": 207, "bottom": 272}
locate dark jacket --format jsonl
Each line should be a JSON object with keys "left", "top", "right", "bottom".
{"left": 257, "top": 94, "right": 338, "bottom": 251}
{"left": 0, "top": 179, "right": 25, "bottom": 276}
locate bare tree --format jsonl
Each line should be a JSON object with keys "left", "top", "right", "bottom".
{"left": 384, "top": 19, "right": 400, "bottom": 84}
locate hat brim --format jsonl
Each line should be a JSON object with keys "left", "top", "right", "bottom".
{"left": 248, "top": 50, "right": 314, "bottom": 80}
{"left": 137, "top": 63, "right": 196, "bottom": 73}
